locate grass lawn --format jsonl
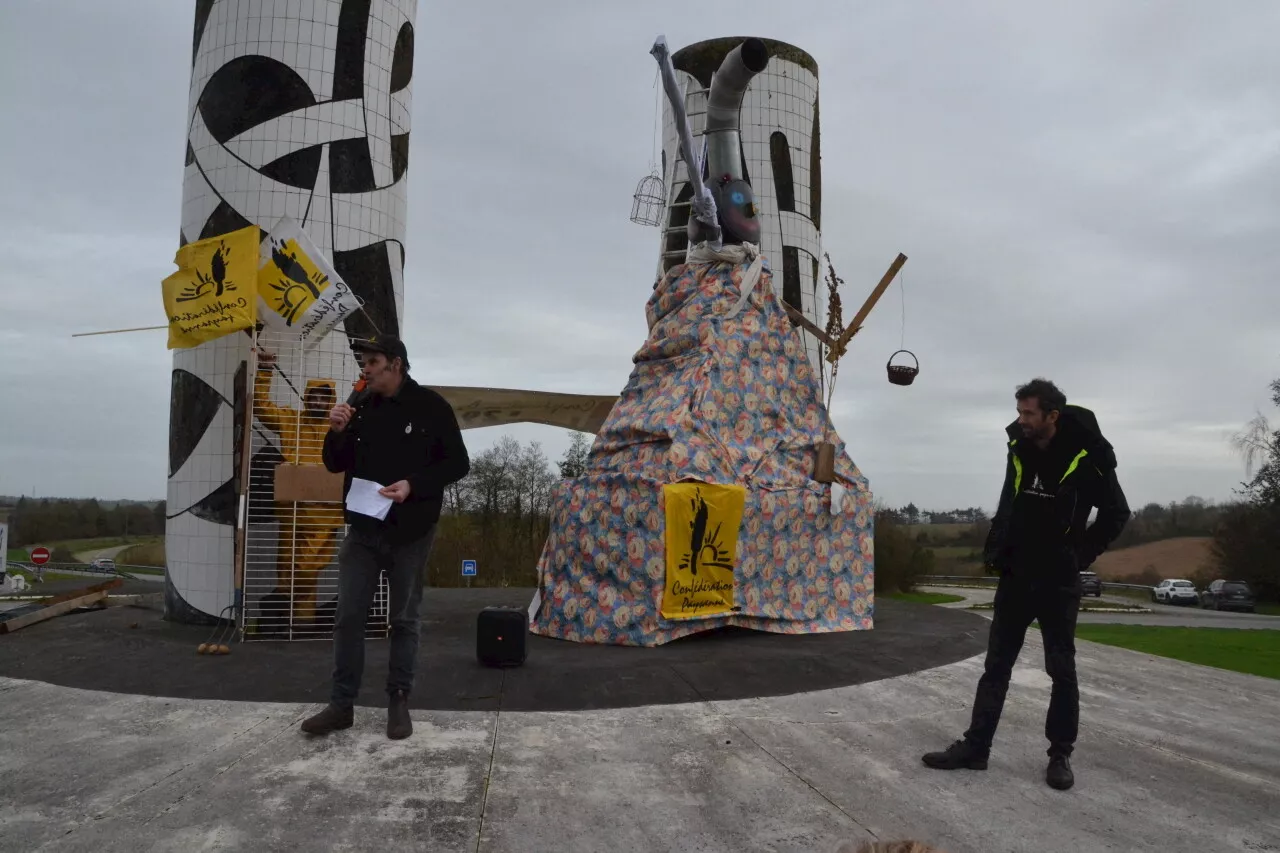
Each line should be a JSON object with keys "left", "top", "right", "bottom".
{"left": 1074, "top": 625, "right": 1280, "bottom": 680}
{"left": 116, "top": 540, "right": 166, "bottom": 568}
{"left": 887, "top": 591, "right": 966, "bottom": 605}
{"left": 929, "top": 545, "right": 980, "bottom": 559}
{"left": 1102, "top": 586, "right": 1156, "bottom": 603}
{"left": 907, "top": 523, "right": 971, "bottom": 538}
{"left": 7, "top": 570, "right": 88, "bottom": 585}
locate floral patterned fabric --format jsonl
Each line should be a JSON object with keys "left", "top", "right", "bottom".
{"left": 528, "top": 254, "right": 875, "bottom": 646}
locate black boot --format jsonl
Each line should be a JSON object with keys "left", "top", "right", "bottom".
{"left": 1046, "top": 754, "right": 1074, "bottom": 790}
{"left": 922, "top": 739, "right": 989, "bottom": 771}
{"left": 300, "top": 704, "right": 353, "bottom": 736}
{"left": 387, "top": 689, "right": 412, "bottom": 740}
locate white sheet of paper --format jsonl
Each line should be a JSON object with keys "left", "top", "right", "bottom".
{"left": 346, "top": 477, "right": 393, "bottom": 520}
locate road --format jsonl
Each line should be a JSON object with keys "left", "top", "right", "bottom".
{"left": 71, "top": 543, "right": 131, "bottom": 563}
{"left": 42, "top": 567, "right": 164, "bottom": 584}
{"left": 922, "top": 585, "right": 1279, "bottom": 629}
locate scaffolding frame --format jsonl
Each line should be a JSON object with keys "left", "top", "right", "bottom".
{"left": 236, "top": 329, "right": 389, "bottom": 642}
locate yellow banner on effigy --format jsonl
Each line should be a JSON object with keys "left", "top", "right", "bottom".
{"left": 161, "top": 226, "right": 259, "bottom": 349}
{"left": 661, "top": 481, "right": 745, "bottom": 620}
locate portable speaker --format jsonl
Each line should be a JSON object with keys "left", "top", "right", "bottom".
{"left": 476, "top": 606, "right": 528, "bottom": 667}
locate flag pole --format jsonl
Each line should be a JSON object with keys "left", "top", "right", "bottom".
{"left": 71, "top": 325, "right": 168, "bottom": 337}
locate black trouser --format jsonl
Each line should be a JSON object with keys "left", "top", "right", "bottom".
{"left": 330, "top": 524, "right": 436, "bottom": 708}
{"left": 963, "top": 572, "right": 1081, "bottom": 758}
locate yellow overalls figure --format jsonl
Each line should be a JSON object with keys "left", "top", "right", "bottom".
{"left": 254, "top": 351, "right": 346, "bottom": 629}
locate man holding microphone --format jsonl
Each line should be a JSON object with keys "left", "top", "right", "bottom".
{"left": 300, "top": 335, "right": 470, "bottom": 740}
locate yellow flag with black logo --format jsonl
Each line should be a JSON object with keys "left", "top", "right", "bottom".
{"left": 661, "top": 482, "right": 745, "bottom": 620}
{"left": 161, "top": 225, "right": 259, "bottom": 349}
{"left": 257, "top": 217, "right": 362, "bottom": 349}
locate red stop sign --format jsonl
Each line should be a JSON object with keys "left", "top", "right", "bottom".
{"left": 30, "top": 547, "right": 51, "bottom": 566}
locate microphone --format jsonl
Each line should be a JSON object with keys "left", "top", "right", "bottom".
{"left": 346, "top": 376, "right": 371, "bottom": 408}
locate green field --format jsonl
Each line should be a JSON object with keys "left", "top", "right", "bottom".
{"left": 5, "top": 536, "right": 163, "bottom": 563}
{"left": 886, "top": 591, "right": 966, "bottom": 605}
{"left": 116, "top": 541, "right": 166, "bottom": 568}
{"left": 1075, "top": 625, "right": 1280, "bottom": 680}
{"left": 4, "top": 569, "right": 88, "bottom": 585}
{"left": 930, "top": 545, "right": 981, "bottom": 559}
{"left": 906, "top": 523, "right": 972, "bottom": 537}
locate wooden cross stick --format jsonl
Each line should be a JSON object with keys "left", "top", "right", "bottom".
{"left": 826, "top": 252, "right": 908, "bottom": 364}
{"left": 780, "top": 300, "right": 840, "bottom": 350}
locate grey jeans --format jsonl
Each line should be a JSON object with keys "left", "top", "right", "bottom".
{"left": 330, "top": 524, "right": 436, "bottom": 708}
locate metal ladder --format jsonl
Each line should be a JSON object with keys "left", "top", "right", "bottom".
{"left": 659, "top": 86, "right": 710, "bottom": 274}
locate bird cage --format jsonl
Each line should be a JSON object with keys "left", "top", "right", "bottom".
{"left": 630, "top": 172, "right": 665, "bottom": 226}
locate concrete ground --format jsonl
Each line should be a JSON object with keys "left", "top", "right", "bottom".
{"left": 2, "top": 614, "right": 1277, "bottom": 850}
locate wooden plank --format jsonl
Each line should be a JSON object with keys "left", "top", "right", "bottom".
{"left": 780, "top": 301, "right": 840, "bottom": 350}
{"left": 234, "top": 350, "right": 255, "bottom": 604}
{"left": 827, "top": 252, "right": 908, "bottom": 363}
{"left": 0, "top": 590, "right": 108, "bottom": 634}
{"left": 35, "top": 578, "right": 122, "bottom": 607}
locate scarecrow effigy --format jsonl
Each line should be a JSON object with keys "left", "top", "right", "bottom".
{"left": 527, "top": 37, "right": 883, "bottom": 646}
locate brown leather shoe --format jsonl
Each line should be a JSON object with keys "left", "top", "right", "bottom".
{"left": 387, "top": 690, "right": 412, "bottom": 740}
{"left": 300, "top": 703, "right": 353, "bottom": 736}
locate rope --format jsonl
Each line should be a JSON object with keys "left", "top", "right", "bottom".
{"left": 686, "top": 242, "right": 764, "bottom": 319}
{"left": 651, "top": 66, "right": 661, "bottom": 174}
{"left": 899, "top": 268, "right": 907, "bottom": 349}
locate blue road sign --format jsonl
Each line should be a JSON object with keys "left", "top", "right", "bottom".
{"left": 462, "top": 559, "right": 477, "bottom": 577}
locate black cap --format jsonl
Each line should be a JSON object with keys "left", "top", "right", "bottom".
{"left": 352, "top": 335, "right": 409, "bottom": 367}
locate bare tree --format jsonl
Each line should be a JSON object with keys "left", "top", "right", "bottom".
{"left": 557, "top": 431, "right": 593, "bottom": 478}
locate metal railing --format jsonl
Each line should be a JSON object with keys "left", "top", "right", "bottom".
{"left": 916, "top": 574, "right": 1155, "bottom": 592}
{"left": 3, "top": 562, "right": 161, "bottom": 582}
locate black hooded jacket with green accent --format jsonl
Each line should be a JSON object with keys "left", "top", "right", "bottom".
{"left": 982, "top": 405, "right": 1131, "bottom": 580}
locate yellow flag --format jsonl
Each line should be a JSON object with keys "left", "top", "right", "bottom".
{"left": 257, "top": 218, "right": 343, "bottom": 331}
{"left": 661, "top": 481, "right": 745, "bottom": 620}
{"left": 161, "top": 226, "right": 259, "bottom": 349}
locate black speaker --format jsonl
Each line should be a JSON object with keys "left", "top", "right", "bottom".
{"left": 477, "top": 606, "right": 528, "bottom": 667}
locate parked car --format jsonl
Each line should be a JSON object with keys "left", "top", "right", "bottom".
{"left": 1079, "top": 571, "right": 1103, "bottom": 597}
{"left": 1199, "top": 579, "right": 1256, "bottom": 613}
{"left": 1152, "top": 579, "right": 1199, "bottom": 606}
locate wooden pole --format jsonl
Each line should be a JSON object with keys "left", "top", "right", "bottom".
{"left": 232, "top": 334, "right": 256, "bottom": 639}
{"left": 71, "top": 325, "right": 167, "bottom": 338}
{"left": 780, "top": 301, "right": 840, "bottom": 350}
{"left": 826, "top": 252, "right": 908, "bottom": 363}
{"left": 0, "top": 589, "right": 111, "bottom": 634}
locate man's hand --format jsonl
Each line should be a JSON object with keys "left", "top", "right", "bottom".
{"left": 379, "top": 480, "right": 412, "bottom": 503}
{"left": 329, "top": 403, "right": 356, "bottom": 433}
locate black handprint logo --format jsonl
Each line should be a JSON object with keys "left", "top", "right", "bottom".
{"left": 176, "top": 241, "right": 236, "bottom": 302}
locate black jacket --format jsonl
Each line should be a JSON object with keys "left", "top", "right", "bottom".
{"left": 983, "top": 405, "right": 1130, "bottom": 580}
{"left": 322, "top": 376, "right": 470, "bottom": 543}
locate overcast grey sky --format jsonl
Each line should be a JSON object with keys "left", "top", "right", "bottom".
{"left": 1, "top": 1, "right": 1277, "bottom": 513}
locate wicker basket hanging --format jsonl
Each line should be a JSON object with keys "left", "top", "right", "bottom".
{"left": 886, "top": 349, "right": 919, "bottom": 386}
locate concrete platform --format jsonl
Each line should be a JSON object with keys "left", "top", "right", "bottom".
{"left": 1, "top": 620, "right": 1277, "bottom": 852}
{"left": 0, "top": 589, "right": 989, "bottom": 712}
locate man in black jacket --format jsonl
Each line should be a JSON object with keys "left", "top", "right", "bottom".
{"left": 922, "top": 378, "right": 1129, "bottom": 790}
{"left": 301, "top": 335, "right": 470, "bottom": 740}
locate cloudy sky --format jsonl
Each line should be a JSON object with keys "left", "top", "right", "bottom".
{"left": 1, "top": 1, "right": 1277, "bottom": 514}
